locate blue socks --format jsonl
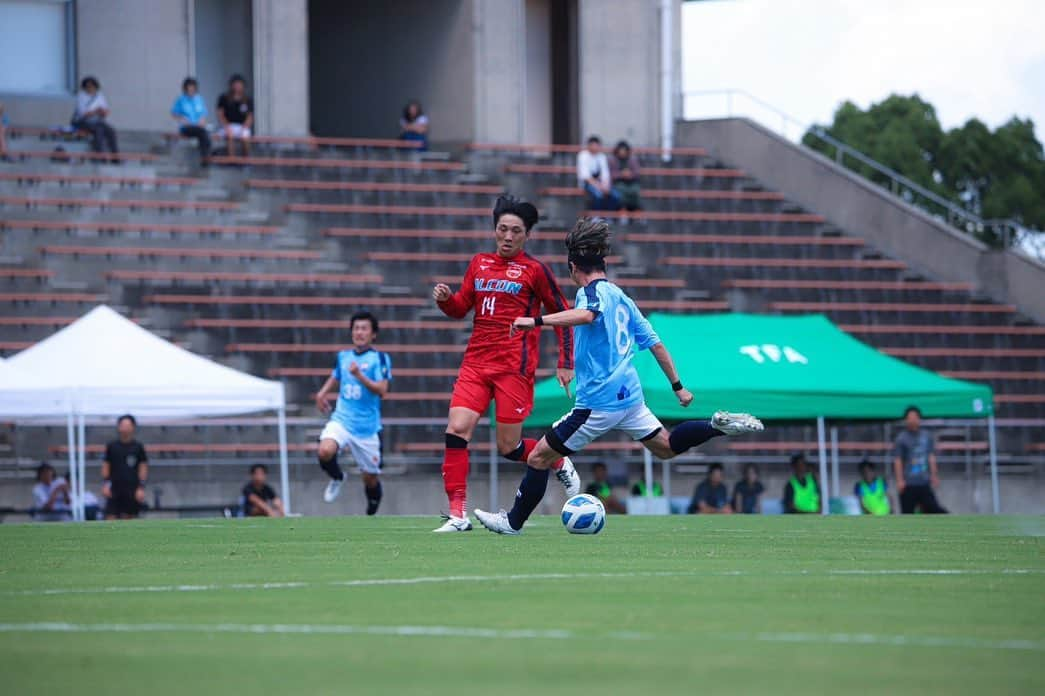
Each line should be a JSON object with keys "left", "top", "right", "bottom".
{"left": 668, "top": 420, "right": 724, "bottom": 455}
{"left": 507, "top": 466, "right": 550, "bottom": 531}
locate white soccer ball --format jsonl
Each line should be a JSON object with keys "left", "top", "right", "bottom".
{"left": 561, "top": 494, "right": 606, "bottom": 535}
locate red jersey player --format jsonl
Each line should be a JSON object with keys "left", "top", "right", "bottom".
{"left": 431, "top": 195, "right": 580, "bottom": 532}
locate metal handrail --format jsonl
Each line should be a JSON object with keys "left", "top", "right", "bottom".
{"left": 682, "top": 89, "right": 1036, "bottom": 255}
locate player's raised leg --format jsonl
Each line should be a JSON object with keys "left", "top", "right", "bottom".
{"left": 316, "top": 427, "right": 346, "bottom": 503}
{"left": 639, "top": 410, "right": 764, "bottom": 461}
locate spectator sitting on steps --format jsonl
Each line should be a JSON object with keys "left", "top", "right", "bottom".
{"left": 577, "top": 136, "right": 620, "bottom": 211}
{"left": 171, "top": 77, "right": 211, "bottom": 165}
{"left": 72, "top": 76, "right": 119, "bottom": 159}
{"left": 217, "top": 74, "right": 253, "bottom": 158}
{"left": 688, "top": 462, "right": 732, "bottom": 514}
{"left": 585, "top": 462, "right": 626, "bottom": 514}
{"left": 241, "top": 464, "right": 284, "bottom": 517}
{"left": 732, "top": 463, "right": 765, "bottom": 514}
{"left": 609, "top": 140, "right": 642, "bottom": 212}
{"left": 783, "top": 453, "right": 821, "bottom": 514}
{"left": 399, "top": 100, "right": 429, "bottom": 151}
{"left": 32, "top": 462, "right": 71, "bottom": 522}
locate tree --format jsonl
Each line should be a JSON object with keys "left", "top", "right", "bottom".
{"left": 804, "top": 95, "right": 1045, "bottom": 245}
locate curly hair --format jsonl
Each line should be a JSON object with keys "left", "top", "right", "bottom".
{"left": 565, "top": 217, "right": 612, "bottom": 272}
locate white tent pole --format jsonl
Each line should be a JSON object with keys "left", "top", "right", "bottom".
{"left": 988, "top": 413, "right": 1000, "bottom": 514}
{"left": 816, "top": 416, "right": 828, "bottom": 515}
{"left": 830, "top": 426, "right": 840, "bottom": 498}
{"left": 489, "top": 410, "right": 498, "bottom": 511}
{"left": 277, "top": 405, "right": 291, "bottom": 515}
{"left": 644, "top": 447, "right": 654, "bottom": 501}
{"left": 66, "top": 410, "right": 79, "bottom": 522}
{"left": 77, "top": 412, "right": 86, "bottom": 523}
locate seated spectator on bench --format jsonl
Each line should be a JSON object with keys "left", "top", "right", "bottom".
{"left": 609, "top": 140, "right": 641, "bottom": 211}
{"left": 399, "top": 100, "right": 429, "bottom": 151}
{"left": 687, "top": 462, "right": 732, "bottom": 514}
{"left": 783, "top": 453, "right": 821, "bottom": 514}
{"left": 0, "top": 101, "right": 8, "bottom": 159}
{"left": 855, "top": 459, "right": 891, "bottom": 515}
{"left": 241, "top": 464, "right": 284, "bottom": 517}
{"left": 32, "top": 462, "right": 71, "bottom": 522}
{"left": 72, "top": 76, "right": 119, "bottom": 157}
{"left": 171, "top": 77, "right": 211, "bottom": 165}
{"left": 585, "top": 462, "right": 626, "bottom": 514}
{"left": 577, "top": 135, "right": 619, "bottom": 211}
{"left": 217, "top": 74, "right": 253, "bottom": 157}
{"left": 732, "top": 463, "right": 764, "bottom": 514}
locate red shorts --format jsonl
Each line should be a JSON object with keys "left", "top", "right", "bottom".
{"left": 450, "top": 362, "right": 535, "bottom": 424}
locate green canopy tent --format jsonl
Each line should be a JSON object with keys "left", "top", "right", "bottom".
{"left": 527, "top": 313, "right": 997, "bottom": 513}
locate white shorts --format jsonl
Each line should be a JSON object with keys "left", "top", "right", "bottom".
{"left": 225, "top": 123, "right": 252, "bottom": 139}
{"left": 546, "top": 403, "right": 663, "bottom": 455}
{"left": 319, "top": 421, "right": 382, "bottom": 474}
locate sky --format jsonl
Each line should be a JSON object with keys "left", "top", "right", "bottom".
{"left": 681, "top": 0, "right": 1045, "bottom": 140}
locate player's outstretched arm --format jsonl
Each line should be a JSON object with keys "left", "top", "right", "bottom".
{"left": 650, "top": 343, "right": 694, "bottom": 407}
{"left": 510, "top": 309, "right": 595, "bottom": 335}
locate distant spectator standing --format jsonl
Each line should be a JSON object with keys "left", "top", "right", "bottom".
{"left": 855, "top": 459, "right": 891, "bottom": 515}
{"left": 687, "top": 463, "right": 732, "bottom": 514}
{"left": 399, "top": 100, "right": 429, "bottom": 151}
{"left": 731, "top": 463, "right": 765, "bottom": 514}
{"left": 783, "top": 453, "right": 821, "bottom": 514}
{"left": 609, "top": 140, "right": 642, "bottom": 211}
{"left": 217, "top": 74, "right": 253, "bottom": 157}
{"left": 101, "top": 414, "right": 149, "bottom": 520}
{"left": 241, "top": 464, "right": 284, "bottom": 517}
{"left": 32, "top": 463, "right": 71, "bottom": 522}
{"left": 72, "top": 76, "right": 119, "bottom": 157}
{"left": 585, "top": 462, "right": 626, "bottom": 514}
{"left": 577, "top": 136, "right": 620, "bottom": 211}
{"left": 892, "top": 406, "right": 947, "bottom": 514}
{"left": 171, "top": 77, "right": 211, "bottom": 164}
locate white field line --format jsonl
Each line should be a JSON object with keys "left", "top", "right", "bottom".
{"left": 5, "top": 568, "right": 1042, "bottom": 598}
{"left": 0, "top": 623, "right": 1039, "bottom": 652}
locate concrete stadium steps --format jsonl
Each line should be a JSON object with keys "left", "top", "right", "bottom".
{"left": 244, "top": 179, "right": 505, "bottom": 208}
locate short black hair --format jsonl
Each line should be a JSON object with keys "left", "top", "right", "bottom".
{"left": 708, "top": 462, "right": 724, "bottom": 473}
{"left": 859, "top": 459, "right": 875, "bottom": 472}
{"left": 790, "top": 453, "right": 806, "bottom": 467}
{"left": 493, "top": 195, "right": 539, "bottom": 232}
{"left": 350, "top": 311, "right": 379, "bottom": 334}
{"left": 402, "top": 100, "right": 424, "bottom": 121}
{"left": 182, "top": 77, "right": 198, "bottom": 91}
{"left": 228, "top": 73, "right": 246, "bottom": 86}
{"left": 81, "top": 76, "right": 99, "bottom": 90}
{"left": 586, "top": 135, "right": 601, "bottom": 145}
{"left": 743, "top": 463, "right": 760, "bottom": 477}
{"left": 614, "top": 140, "right": 631, "bottom": 153}
{"left": 591, "top": 462, "right": 607, "bottom": 472}
{"left": 36, "top": 462, "right": 55, "bottom": 481}
{"left": 117, "top": 414, "right": 136, "bottom": 427}
{"left": 250, "top": 463, "right": 268, "bottom": 474}
{"left": 904, "top": 405, "right": 922, "bottom": 418}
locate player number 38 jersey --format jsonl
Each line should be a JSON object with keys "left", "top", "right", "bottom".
{"left": 330, "top": 348, "right": 392, "bottom": 437}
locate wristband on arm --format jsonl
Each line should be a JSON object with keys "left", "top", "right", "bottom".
{"left": 671, "top": 381, "right": 684, "bottom": 392}
{"left": 534, "top": 315, "right": 544, "bottom": 327}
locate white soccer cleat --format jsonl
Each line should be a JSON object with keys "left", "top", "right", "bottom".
{"left": 323, "top": 478, "right": 344, "bottom": 503}
{"left": 432, "top": 515, "right": 473, "bottom": 533}
{"left": 711, "top": 410, "right": 765, "bottom": 435}
{"left": 474, "top": 508, "right": 521, "bottom": 536}
{"left": 555, "top": 456, "right": 581, "bottom": 497}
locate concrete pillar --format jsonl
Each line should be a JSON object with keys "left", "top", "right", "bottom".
{"left": 472, "top": 0, "right": 527, "bottom": 143}
{"left": 252, "top": 0, "right": 309, "bottom": 135}
{"left": 76, "top": 0, "right": 192, "bottom": 131}
{"left": 577, "top": 0, "right": 680, "bottom": 147}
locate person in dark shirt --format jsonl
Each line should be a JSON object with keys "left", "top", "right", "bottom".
{"left": 892, "top": 406, "right": 947, "bottom": 514}
{"left": 101, "top": 414, "right": 148, "bottom": 520}
{"left": 216, "top": 73, "right": 254, "bottom": 157}
{"left": 783, "top": 453, "right": 821, "bottom": 514}
{"left": 731, "top": 463, "right": 764, "bottom": 514}
{"left": 241, "top": 464, "right": 284, "bottom": 517}
{"left": 584, "top": 462, "right": 626, "bottom": 514}
{"left": 688, "top": 462, "right": 732, "bottom": 514}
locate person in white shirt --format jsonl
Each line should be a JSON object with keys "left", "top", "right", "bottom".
{"left": 576, "top": 135, "right": 620, "bottom": 211}
{"left": 72, "top": 76, "right": 119, "bottom": 156}
{"left": 399, "top": 100, "right": 429, "bottom": 151}
{"left": 32, "top": 463, "right": 71, "bottom": 522}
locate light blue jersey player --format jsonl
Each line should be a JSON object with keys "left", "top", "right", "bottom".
{"left": 314, "top": 312, "right": 392, "bottom": 514}
{"left": 475, "top": 218, "right": 764, "bottom": 535}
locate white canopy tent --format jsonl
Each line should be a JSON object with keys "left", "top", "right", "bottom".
{"left": 0, "top": 306, "right": 289, "bottom": 519}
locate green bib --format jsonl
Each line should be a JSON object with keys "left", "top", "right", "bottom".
{"left": 858, "top": 477, "right": 890, "bottom": 516}
{"left": 791, "top": 475, "right": 820, "bottom": 513}
{"left": 634, "top": 481, "right": 663, "bottom": 497}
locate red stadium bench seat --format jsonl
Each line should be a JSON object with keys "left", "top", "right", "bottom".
{"left": 427, "top": 274, "right": 685, "bottom": 289}
{"left": 771, "top": 301, "right": 1015, "bottom": 314}
{"left": 50, "top": 442, "right": 317, "bottom": 456}
{"left": 469, "top": 142, "right": 709, "bottom": 157}
{"left": 665, "top": 258, "right": 906, "bottom": 270}
{"left": 630, "top": 233, "right": 864, "bottom": 247}
{"left": 505, "top": 163, "right": 744, "bottom": 178}
{"left": 248, "top": 179, "right": 502, "bottom": 195}
{"left": 210, "top": 155, "right": 465, "bottom": 171}
{"left": 0, "top": 172, "right": 198, "bottom": 188}
{"left": 227, "top": 343, "right": 464, "bottom": 354}
{"left": 250, "top": 135, "right": 423, "bottom": 150}
{"left": 325, "top": 227, "right": 492, "bottom": 241}
{"left": 588, "top": 210, "right": 826, "bottom": 223}
{"left": 40, "top": 244, "right": 321, "bottom": 261}
{"left": 0, "top": 195, "right": 238, "bottom": 213}
{"left": 540, "top": 186, "right": 784, "bottom": 201}
{"left": 883, "top": 347, "right": 1042, "bottom": 358}
{"left": 839, "top": 324, "right": 1045, "bottom": 336}
{"left": 187, "top": 318, "right": 464, "bottom": 331}
{"left": 0, "top": 269, "right": 54, "bottom": 281}
{"left": 725, "top": 440, "right": 989, "bottom": 453}
{"left": 0, "top": 291, "right": 103, "bottom": 304}
{"left": 286, "top": 202, "right": 488, "bottom": 216}
{"left": 725, "top": 279, "right": 974, "bottom": 292}
{"left": 145, "top": 294, "right": 425, "bottom": 307}
{"left": 0, "top": 315, "right": 76, "bottom": 327}
{"left": 16, "top": 151, "right": 158, "bottom": 163}
{"left": 942, "top": 371, "right": 1045, "bottom": 381}
{"left": 109, "top": 270, "right": 381, "bottom": 285}
{"left": 3, "top": 220, "right": 280, "bottom": 236}
{"left": 368, "top": 251, "right": 623, "bottom": 264}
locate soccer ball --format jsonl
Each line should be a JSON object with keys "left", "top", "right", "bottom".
{"left": 561, "top": 494, "right": 606, "bottom": 535}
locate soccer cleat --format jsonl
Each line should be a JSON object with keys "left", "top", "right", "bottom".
{"left": 366, "top": 498, "right": 380, "bottom": 516}
{"left": 432, "top": 515, "right": 473, "bottom": 533}
{"left": 323, "top": 477, "right": 344, "bottom": 503}
{"left": 473, "top": 508, "right": 521, "bottom": 536}
{"left": 711, "top": 410, "right": 765, "bottom": 436}
{"left": 555, "top": 456, "right": 581, "bottom": 497}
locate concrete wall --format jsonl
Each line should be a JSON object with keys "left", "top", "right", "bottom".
{"left": 677, "top": 118, "right": 1045, "bottom": 323}
{"left": 472, "top": 0, "right": 526, "bottom": 143}
{"left": 252, "top": 0, "right": 308, "bottom": 135}
{"left": 309, "top": 0, "right": 473, "bottom": 142}
{"left": 524, "top": 0, "right": 552, "bottom": 144}
{"left": 194, "top": 0, "right": 253, "bottom": 116}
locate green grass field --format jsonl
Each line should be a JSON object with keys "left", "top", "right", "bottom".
{"left": 1, "top": 515, "right": 1043, "bottom": 695}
